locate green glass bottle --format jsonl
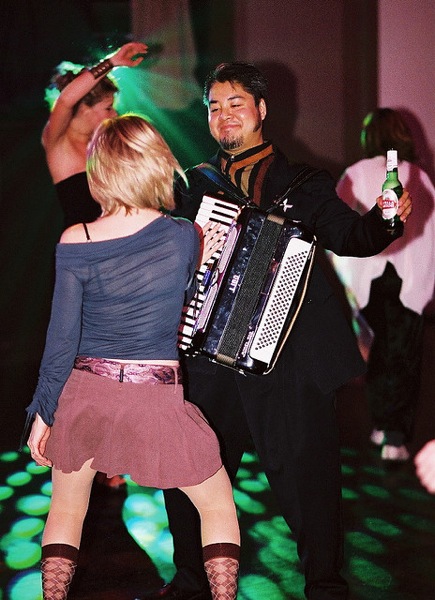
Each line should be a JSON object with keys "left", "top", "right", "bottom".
{"left": 381, "top": 149, "right": 404, "bottom": 234}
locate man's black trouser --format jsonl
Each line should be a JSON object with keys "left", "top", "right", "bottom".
{"left": 163, "top": 355, "right": 349, "bottom": 599}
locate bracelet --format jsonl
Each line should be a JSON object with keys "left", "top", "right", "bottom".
{"left": 89, "top": 58, "right": 114, "bottom": 79}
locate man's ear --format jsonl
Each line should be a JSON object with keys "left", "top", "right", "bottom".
{"left": 259, "top": 98, "right": 267, "bottom": 121}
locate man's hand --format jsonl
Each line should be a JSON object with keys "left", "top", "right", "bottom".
{"left": 376, "top": 189, "right": 413, "bottom": 223}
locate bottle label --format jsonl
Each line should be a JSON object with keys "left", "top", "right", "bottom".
{"left": 382, "top": 189, "right": 399, "bottom": 219}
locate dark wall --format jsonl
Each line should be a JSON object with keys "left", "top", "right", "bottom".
{"left": 0, "top": 0, "right": 134, "bottom": 449}
{"left": 0, "top": 0, "right": 237, "bottom": 449}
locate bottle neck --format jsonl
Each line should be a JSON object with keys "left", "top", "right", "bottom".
{"left": 385, "top": 167, "right": 399, "bottom": 181}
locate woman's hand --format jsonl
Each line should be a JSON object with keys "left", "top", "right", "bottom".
{"left": 197, "top": 221, "right": 227, "bottom": 266}
{"left": 110, "top": 42, "right": 148, "bottom": 67}
{"left": 27, "top": 414, "right": 53, "bottom": 468}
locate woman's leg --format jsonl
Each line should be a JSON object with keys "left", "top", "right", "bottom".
{"left": 179, "top": 466, "right": 240, "bottom": 600}
{"left": 41, "top": 458, "right": 96, "bottom": 599}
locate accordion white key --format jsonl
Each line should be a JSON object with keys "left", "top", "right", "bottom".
{"left": 177, "top": 195, "right": 241, "bottom": 351}
{"left": 179, "top": 199, "right": 316, "bottom": 375}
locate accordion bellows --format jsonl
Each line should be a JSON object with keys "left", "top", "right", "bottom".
{"left": 179, "top": 200, "right": 316, "bottom": 375}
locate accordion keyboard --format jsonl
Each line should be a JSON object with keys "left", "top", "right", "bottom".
{"left": 178, "top": 195, "right": 241, "bottom": 350}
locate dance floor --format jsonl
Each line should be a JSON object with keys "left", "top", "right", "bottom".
{"left": 1, "top": 318, "right": 435, "bottom": 600}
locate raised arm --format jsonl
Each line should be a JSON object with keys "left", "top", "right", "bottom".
{"left": 42, "top": 41, "right": 148, "bottom": 149}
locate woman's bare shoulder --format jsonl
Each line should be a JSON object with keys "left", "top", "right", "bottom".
{"left": 59, "top": 223, "right": 88, "bottom": 244}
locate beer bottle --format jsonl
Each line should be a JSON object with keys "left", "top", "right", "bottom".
{"left": 381, "top": 149, "right": 404, "bottom": 234}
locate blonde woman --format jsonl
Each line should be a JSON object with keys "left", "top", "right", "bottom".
{"left": 27, "top": 115, "right": 239, "bottom": 600}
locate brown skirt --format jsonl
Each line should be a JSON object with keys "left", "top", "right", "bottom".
{"left": 45, "top": 368, "right": 222, "bottom": 488}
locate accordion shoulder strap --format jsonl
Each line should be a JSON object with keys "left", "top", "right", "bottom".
{"left": 195, "top": 162, "right": 321, "bottom": 213}
{"left": 267, "top": 165, "right": 322, "bottom": 213}
{"left": 194, "top": 162, "right": 250, "bottom": 205}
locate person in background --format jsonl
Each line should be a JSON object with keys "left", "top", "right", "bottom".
{"left": 332, "top": 108, "right": 435, "bottom": 461}
{"left": 26, "top": 114, "right": 238, "bottom": 600}
{"left": 43, "top": 41, "right": 147, "bottom": 488}
{"left": 43, "top": 41, "right": 148, "bottom": 229}
{"left": 415, "top": 440, "right": 435, "bottom": 493}
{"left": 143, "top": 63, "right": 413, "bottom": 600}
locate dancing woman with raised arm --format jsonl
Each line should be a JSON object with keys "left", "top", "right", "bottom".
{"left": 43, "top": 41, "right": 147, "bottom": 228}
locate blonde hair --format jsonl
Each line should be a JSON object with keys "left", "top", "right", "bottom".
{"left": 86, "top": 114, "right": 186, "bottom": 214}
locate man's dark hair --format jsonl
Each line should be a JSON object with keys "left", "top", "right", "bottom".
{"left": 203, "top": 62, "right": 268, "bottom": 106}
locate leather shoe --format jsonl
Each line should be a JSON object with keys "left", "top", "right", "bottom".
{"left": 135, "top": 582, "right": 212, "bottom": 600}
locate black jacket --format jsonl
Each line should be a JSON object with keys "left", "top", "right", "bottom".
{"left": 174, "top": 145, "right": 401, "bottom": 393}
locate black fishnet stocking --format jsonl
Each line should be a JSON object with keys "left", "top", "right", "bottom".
{"left": 41, "top": 544, "right": 78, "bottom": 600}
{"left": 203, "top": 543, "right": 240, "bottom": 600}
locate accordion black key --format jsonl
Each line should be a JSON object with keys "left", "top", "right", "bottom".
{"left": 177, "top": 195, "right": 241, "bottom": 351}
{"left": 184, "top": 205, "right": 316, "bottom": 375}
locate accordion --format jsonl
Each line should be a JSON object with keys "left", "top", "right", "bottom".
{"left": 181, "top": 202, "right": 316, "bottom": 375}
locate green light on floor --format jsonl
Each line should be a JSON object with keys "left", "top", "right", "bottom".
{"left": 342, "top": 487, "right": 359, "bottom": 500}
{"left": 399, "top": 487, "right": 431, "bottom": 502}
{"left": 346, "top": 531, "right": 384, "bottom": 554}
{"left": 349, "top": 556, "right": 395, "bottom": 588}
{"left": 26, "top": 462, "right": 50, "bottom": 476}
{"left": 279, "top": 568, "right": 306, "bottom": 599}
{"left": 239, "top": 574, "right": 287, "bottom": 599}
{"left": 16, "top": 495, "right": 51, "bottom": 516}
{"left": 0, "top": 485, "right": 14, "bottom": 500}
{"left": 6, "top": 472, "right": 32, "bottom": 487}
{"left": 341, "top": 447, "right": 358, "bottom": 457}
{"left": 241, "top": 452, "right": 257, "bottom": 464}
{"left": 257, "top": 542, "right": 306, "bottom": 597}
{"left": 257, "top": 472, "right": 269, "bottom": 486}
{"left": 122, "top": 487, "right": 175, "bottom": 582}
{"left": 272, "top": 516, "right": 290, "bottom": 536}
{"left": 124, "top": 492, "right": 159, "bottom": 516}
{"left": 238, "top": 478, "right": 269, "bottom": 493}
{"left": 259, "top": 545, "right": 296, "bottom": 577}
{"left": 341, "top": 464, "right": 355, "bottom": 475}
{"left": 40, "top": 482, "right": 52, "bottom": 496}
{"left": 362, "top": 465, "right": 384, "bottom": 477}
{"left": 360, "top": 484, "right": 390, "bottom": 499}
{"left": 124, "top": 474, "right": 140, "bottom": 487}
{"left": 5, "top": 540, "right": 41, "bottom": 569}
{"left": 126, "top": 521, "right": 175, "bottom": 583}
{"left": 0, "top": 451, "right": 20, "bottom": 463}
{"left": 399, "top": 513, "right": 435, "bottom": 533}
{"left": 8, "top": 570, "right": 42, "bottom": 600}
{"left": 249, "top": 515, "right": 290, "bottom": 540}
{"left": 249, "top": 519, "right": 287, "bottom": 543}
{"left": 233, "top": 489, "right": 266, "bottom": 514}
{"left": 364, "top": 517, "right": 402, "bottom": 536}
{"left": 269, "top": 536, "right": 299, "bottom": 563}
{"left": 236, "top": 467, "right": 252, "bottom": 479}
{"left": 11, "top": 517, "right": 45, "bottom": 538}
{"left": 124, "top": 515, "right": 164, "bottom": 546}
